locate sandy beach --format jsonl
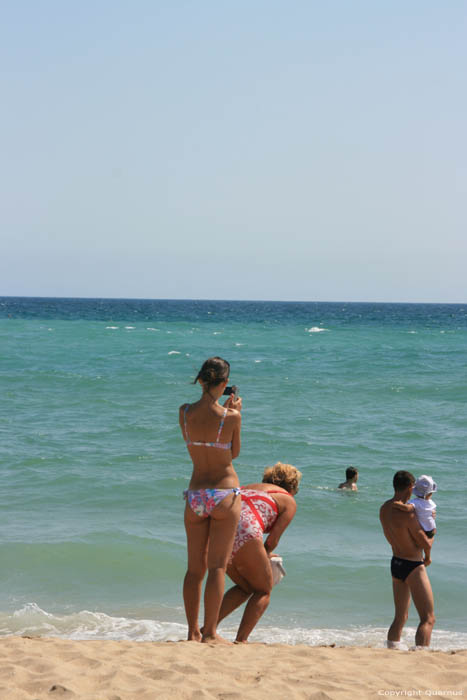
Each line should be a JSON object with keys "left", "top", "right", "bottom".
{"left": 0, "top": 637, "right": 465, "bottom": 700}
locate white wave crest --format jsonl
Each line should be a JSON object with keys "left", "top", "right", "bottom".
{"left": 105, "top": 326, "right": 119, "bottom": 330}
{"left": 1, "top": 605, "right": 466, "bottom": 651}
{"left": 1, "top": 603, "right": 183, "bottom": 642}
{"left": 168, "top": 351, "right": 181, "bottom": 355}
{"left": 306, "top": 327, "right": 328, "bottom": 333}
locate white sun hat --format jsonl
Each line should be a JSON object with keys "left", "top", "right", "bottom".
{"left": 414, "top": 475, "right": 437, "bottom": 498}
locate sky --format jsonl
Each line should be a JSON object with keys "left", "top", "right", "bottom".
{"left": 1, "top": 1, "right": 466, "bottom": 303}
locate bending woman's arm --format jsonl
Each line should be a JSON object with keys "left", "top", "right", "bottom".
{"left": 264, "top": 499, "right": 297, "bottom": 554}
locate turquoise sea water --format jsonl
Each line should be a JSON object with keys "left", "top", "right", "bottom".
{"left": 1, "top": 298, "right": 466, "bottom": 649}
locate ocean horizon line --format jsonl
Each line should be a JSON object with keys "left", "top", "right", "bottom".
{"left": 1, "top": 294, "right": 466, "bottom": 306}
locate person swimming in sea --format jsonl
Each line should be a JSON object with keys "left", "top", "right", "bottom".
{"left": 338, "top": 466, "right": 358, "bottom": 491}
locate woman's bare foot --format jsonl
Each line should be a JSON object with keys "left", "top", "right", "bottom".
{"left": 201, "top": 633, "right": 232, "bottom": 645}
{"left": 187, "top": 629, "right": 202, "bottom": 642}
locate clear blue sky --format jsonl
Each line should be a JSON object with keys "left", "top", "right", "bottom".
{"left": 1, "top": 1, "right": 466, "bottom": 302}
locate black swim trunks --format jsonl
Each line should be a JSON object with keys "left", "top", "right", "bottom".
{"left": 390, "top": 556, "right": 424, "bottom": 582}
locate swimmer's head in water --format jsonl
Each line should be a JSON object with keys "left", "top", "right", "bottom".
{"left": 194, "top": 357, "right": 230, "bottom": 390}
{"left": 262, "top": 462, "right": 302, "bottom": 495}
{"left": 346, "top": 466, "right": 358, "bottom": 480}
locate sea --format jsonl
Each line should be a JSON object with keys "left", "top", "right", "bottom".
{"left": 1, "top": 297, "right": 466, "bottom": 650}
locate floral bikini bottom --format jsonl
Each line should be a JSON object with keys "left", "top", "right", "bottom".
{"left": 184, "top": 487, "right": 241, "bottom": 518}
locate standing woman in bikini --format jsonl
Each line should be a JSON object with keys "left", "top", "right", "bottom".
{"left": 180, "top": 356, "right": 242, "bottom": 643}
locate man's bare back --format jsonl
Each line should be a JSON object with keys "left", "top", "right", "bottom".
{"left": 380, "top": 498, "right": 430, "bottom": 563}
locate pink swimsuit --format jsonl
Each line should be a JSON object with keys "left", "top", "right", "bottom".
{"left": 230, "top": 489, "right": 281, "bottom": 560}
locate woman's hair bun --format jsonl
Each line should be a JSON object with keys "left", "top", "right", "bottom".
{"left": 194, "top": 357, "right": 230, "bottom": 388}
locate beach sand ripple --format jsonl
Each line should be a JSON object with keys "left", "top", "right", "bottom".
{"left": 0, "top": 637, "right": 465, "bottom": 699}
{"left": 0, "top": 637, "right": 467, "bottom": 700}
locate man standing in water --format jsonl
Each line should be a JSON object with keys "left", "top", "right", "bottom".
{"left": 380, "top": 470, "right": 435, "bottom": 648}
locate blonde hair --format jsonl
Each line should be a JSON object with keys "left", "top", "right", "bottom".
{"left": 262, "top": 462, "right": 302, "bottom": 494}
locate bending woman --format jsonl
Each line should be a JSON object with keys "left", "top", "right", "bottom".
{"left": 218, "top": 462, "right": 301, "bottom": 642}
{"left": 180, "top": 357, "right": 242, "bottom": 643}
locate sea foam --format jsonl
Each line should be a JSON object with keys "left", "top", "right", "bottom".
{"left": 2, "top": 605, "right": 466, "bottom": 651}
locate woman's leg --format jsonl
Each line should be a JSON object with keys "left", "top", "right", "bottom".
{"left": 202, "top": 492, "right": 241, "bottom": 642}
{"left": 217, "top": 563, "right": 253, "bottom": 624}
{"left": 231, "top": 539, "right": 274, "bottom": 642}
{"left": 183, "top": 504, "right": 209, "bottom": 641}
